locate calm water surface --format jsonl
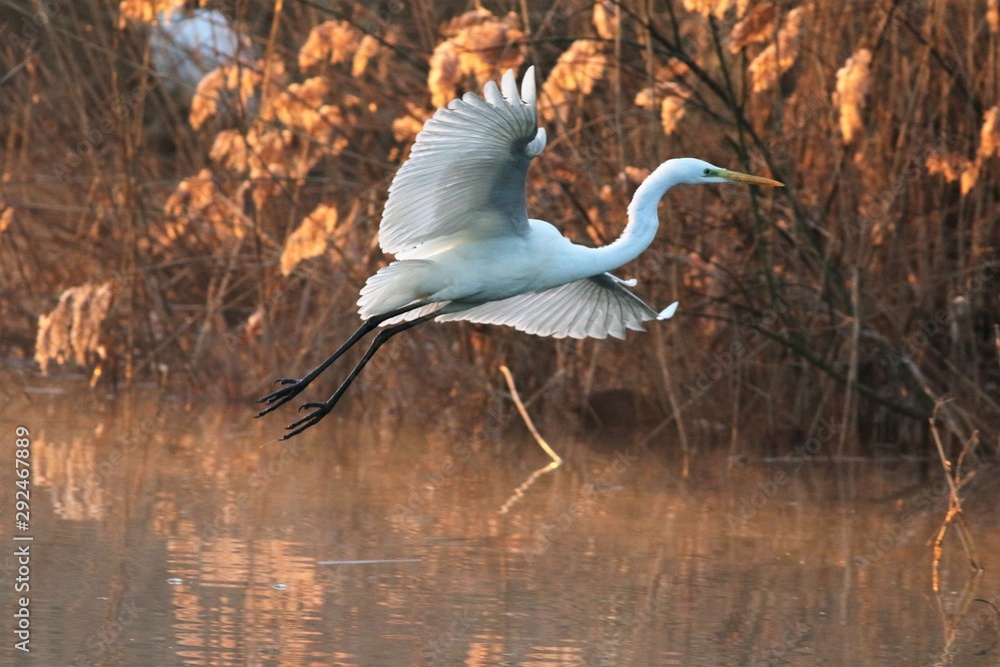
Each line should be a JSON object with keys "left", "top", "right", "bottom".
{"left": 1, "top": 385, "right": 997, "bottom": 666}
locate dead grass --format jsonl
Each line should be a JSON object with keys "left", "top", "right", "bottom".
{"left": 1, "top": 0, "right": 999, "bottom": 457}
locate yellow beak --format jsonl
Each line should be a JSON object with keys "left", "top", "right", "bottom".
{"left": 718, "top": 169, "right": 784, "bottom": 187}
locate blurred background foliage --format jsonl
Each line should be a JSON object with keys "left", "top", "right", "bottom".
{"left": 1, "top": 0, "right": 998, "bottom": 458}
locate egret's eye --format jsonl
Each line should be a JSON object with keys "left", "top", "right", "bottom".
{"left": 703, "top": 168, "right": 711, "bottom": 176}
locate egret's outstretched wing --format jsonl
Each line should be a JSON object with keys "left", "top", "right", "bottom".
{"left": 379, "top": 67, "right": 547, "bottom": 256}
{"left": 435, "top": 274, "right": 678, "bottom": 340}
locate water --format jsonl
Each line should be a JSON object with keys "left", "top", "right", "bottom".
{"left": 1, "top": 386, "right": 997, "bottom": 666}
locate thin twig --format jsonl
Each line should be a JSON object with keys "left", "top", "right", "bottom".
{"left": 929, "top": 401, "right": 981, "bottom": 593}
{"left": 653, "top": 326, "right": 690, "bottom": 478}
{"left": 498, "top": 365, "right": 562, "bottom": 515}
{"left": 928, "top": 399, "right": 988, "bottom": 663}
{"left": 499, "top": 365, "right": 562, "bottom": 466}
{"left": 499, "top": 463, "right": 559, "bottom": 515}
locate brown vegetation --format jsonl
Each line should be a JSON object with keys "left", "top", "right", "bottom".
{"left": 2, "top": 0, "right": 998, "bottom": 457}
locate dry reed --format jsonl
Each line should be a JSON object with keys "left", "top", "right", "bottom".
{"left": 1, "top": 0, "right": 998, "bottom": 459}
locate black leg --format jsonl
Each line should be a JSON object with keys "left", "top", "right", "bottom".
{"left": 256, "top": 303, "right": 425, "bottom": 418}
{"left": 279, "top": 314, "right": 435, "bottom": 439}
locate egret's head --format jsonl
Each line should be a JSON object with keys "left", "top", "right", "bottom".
{"left": 671, "top": 158, "right": 784, "bottom": 188}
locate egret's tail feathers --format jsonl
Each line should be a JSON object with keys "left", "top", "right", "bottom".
{"left": 435, "top": 273, "right": 664, "bottom": 340}
{"left": 657, "top": 302, "right": 679, "bottom": 320}
{"left": 357, "top": 260, "right": 442, "bottom": 321}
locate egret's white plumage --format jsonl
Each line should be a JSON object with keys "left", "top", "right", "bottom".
{"left": 377, "top": 70, "right": 544, "bottom": 256}
{"left": 150, "top": 9, "right": 244, "bottom": 93}
{"left": 259, "top": 66, "right": 782, "bottom": 438}
{"left": 434, "top": 274, "right": 676, "bottom": 340}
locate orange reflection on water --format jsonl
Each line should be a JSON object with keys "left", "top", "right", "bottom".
{"left": 3, "top": 386, "right": 998, "bottom": 666}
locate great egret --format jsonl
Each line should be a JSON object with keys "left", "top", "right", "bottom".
{"left": 258, "top": 66, "right": 782, "bottom": 438}
{"left": 149, "top": 9, "right": 244, "bottom": 94}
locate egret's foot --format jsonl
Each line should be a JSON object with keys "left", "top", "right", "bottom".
{"left": 256, "top": 378, "right": 309, "bottom": 417}
{"left": 280, "top": 401, "right": 334, "bottom": 440}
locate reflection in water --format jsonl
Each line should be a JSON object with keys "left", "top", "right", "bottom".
{"left": 1, "top": 386, "right": 998, "bottom": 666}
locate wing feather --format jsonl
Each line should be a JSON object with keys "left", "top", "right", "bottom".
{"left": 434, "top": 274, "right": 673, "bottom": 340}
{"left": 379, "top": 67, "right": 546, "bottom": 256}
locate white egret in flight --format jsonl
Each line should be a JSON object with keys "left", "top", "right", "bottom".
{"left": 258, "top": 66, "right": 782, "bottom": 439}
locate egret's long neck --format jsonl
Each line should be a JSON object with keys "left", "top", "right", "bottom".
{"left": 586, "top": 160, "right": 685, "bottom": 274}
